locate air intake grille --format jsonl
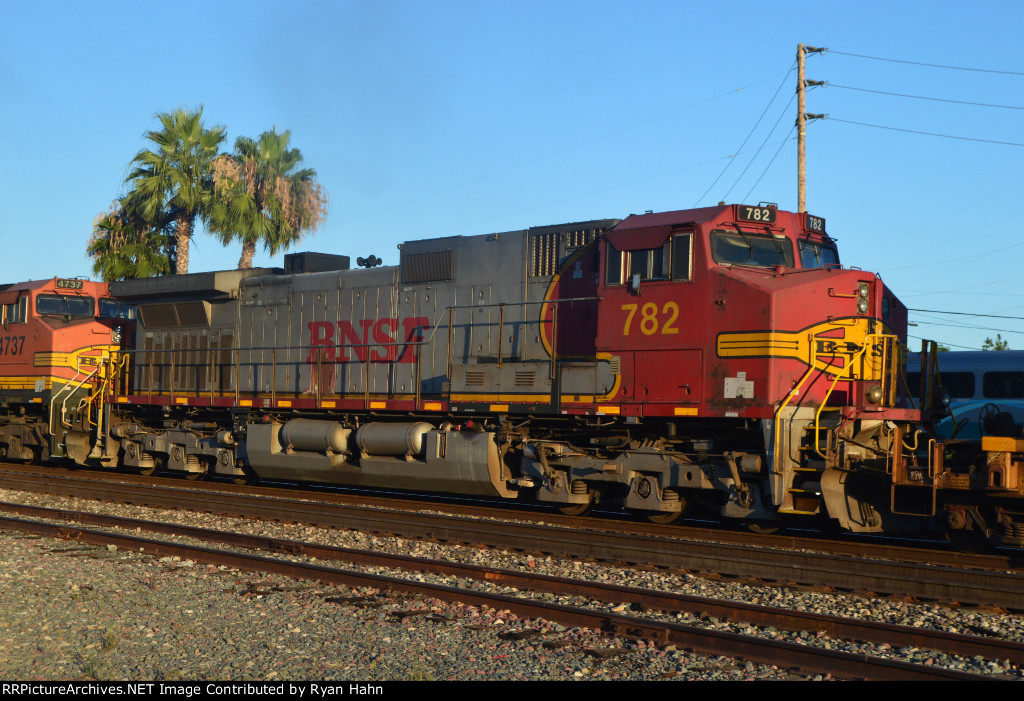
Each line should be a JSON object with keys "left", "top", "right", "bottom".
{"left": 515, "top": 370, "right": 536, "bottom": 386}
{"left": 402, "top": 249, "right": 455, "bottom": 284}
{"left": 565, "top": 228, "right": 601, "bottom": 248}
{"left": 529, "top": 233, "right": 559, "bottom": 277}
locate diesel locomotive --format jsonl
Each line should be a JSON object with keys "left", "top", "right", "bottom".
{"left": 0, "top": 277, "right": 127, "bottom": 464}
{"left": 4, "top": 202, "right": 1023, "bottom": 548}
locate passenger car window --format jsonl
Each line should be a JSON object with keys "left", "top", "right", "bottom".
{"left": 905, "top": 371, "right": 975, "bottom": 398}
{"left": 983, "top": 371, "right": 1024, "bottom": 399}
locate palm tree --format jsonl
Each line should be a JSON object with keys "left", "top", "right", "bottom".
{"left": 87, "top": 197, "right": 173, "bottom": 281}
{"left": 210, "top": 129, "right": 328, "bottom": 269}
{"left": 125, "top": 107, "right": 226, "bottom": 275}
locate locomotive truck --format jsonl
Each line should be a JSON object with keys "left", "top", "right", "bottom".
{"left": 3, "top": 203, "right": 1021, "bottom": 548}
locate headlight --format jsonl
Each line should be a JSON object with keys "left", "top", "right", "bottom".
{"left": 857, "top": 298, "right": 869, "bottom": 314}
{"left": 112, "top": 326, "right": 122, "bottom": 343}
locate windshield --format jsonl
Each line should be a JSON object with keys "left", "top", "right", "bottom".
{"left": 711, "top": 230, "right": 794, "bottom": 268}
{"left": 99, "top": 298, "right": 137, "bottom": 320}
{"left": 799, "top": 240, "right": 840, "bottom": 268}
{"left": 36, "top": 294, "right": 95, "bottom": 318}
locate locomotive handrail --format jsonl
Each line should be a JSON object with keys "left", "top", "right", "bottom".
{"left": 443, "top": 296, "right": 600, "bottom": 311}
{"left": 111, "top": 337, "right": 433, "bottom": 403}
{"left": 59, "top": 364, "right": 103, "bottom": 430}
{"left": 50, "top": 366, "right": 87, "bottom": 430}
{"left": 772, "top": 362, "right": 818, "bottom": 476}
{"left": 812, "top": 333, "right": 899, "bottom": 460}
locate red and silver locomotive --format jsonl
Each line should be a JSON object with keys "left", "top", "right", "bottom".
{"left": 6, "top": 203, "right": 1022, "bottom": 548}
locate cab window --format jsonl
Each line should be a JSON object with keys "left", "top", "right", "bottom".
{"left": 3, "top": 296, "right": 27, "bottom": 324}
{"left": 799, "top": 240, "right": 840, "bottom": 268}
{"left": 36, "top": 294, "right": 95, "bottom": 318}
{"left": 606, "top": 234, "right": 692, "bottom": 284}
{"left": 711, "top": 230, "right": 794, "bottom": 268}
{"left": 99, "top": 298, "right": 138, "bottom": 320}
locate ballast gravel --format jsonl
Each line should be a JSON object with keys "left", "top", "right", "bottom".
{"left": 0, "top": 487, "right": 1020, "bottom": 681}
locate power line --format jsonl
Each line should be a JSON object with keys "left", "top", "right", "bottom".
{"left": 828, "top": 118, "right": 1024, "bottom": 147}
{"left": 908, "top": 334, "right": 980, "bottom": 351}
{"left": 693, "top": 63, "right": 796, "bottom": 207}
{"left": 909, "top": 308, "right": 1024, "bottom": 322}
{"left": 337, "top": 72, "right": 792, "bottom": 228}
{"left": 826, "top": 83, "right": 1024, "bottom": 110}
{"left": 910, "top": 311, "right": 1024, "bottom": 336}
{"left": 743, "top": 125, "right": 796, "bottom": 202}
{"left": 828, "top": 50, "right": 1024, "bottom": 76}
{"left": 722, "top": 92, "right": 796, "bottom": 200}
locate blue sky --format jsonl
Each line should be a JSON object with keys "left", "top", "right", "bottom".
{"left": 2, "top": 0, "right": 1022, "bottom": 351}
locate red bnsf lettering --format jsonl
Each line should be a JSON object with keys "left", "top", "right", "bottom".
{"left": 307, "top": 317, "right": 429, "bottom": 363}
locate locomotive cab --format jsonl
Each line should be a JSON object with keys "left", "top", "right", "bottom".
{"left": 585, "top": 204, "right": 921, "bottom": 528}
{"left": 0, "top": 278, "right": 123, "bottom": 464}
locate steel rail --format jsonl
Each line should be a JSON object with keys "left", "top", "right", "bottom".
{"left": 0, "top": 513, "right": 1002, "bottom": 682}
{"left": 5, "top": 462, "right": 1020, "bottom": 573}
{"left": 2, "top": 469, "right": 1023, "bottom": 609}
{"left": 4, "top": 500, "right": 1023, "bottom": 668}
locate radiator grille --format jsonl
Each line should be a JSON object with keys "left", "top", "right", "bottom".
{"left": 402, "top": 249, "right": 455, "bottom": 284}
{"left": 515, "top": 370, "right": 536, "bottom": 386}
{"left": 529, "top": 233, "right": 559, "bottom": 276}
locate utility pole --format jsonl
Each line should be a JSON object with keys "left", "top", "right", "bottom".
{"left": 797, "top": 44, "right": 826, "bottom": 213}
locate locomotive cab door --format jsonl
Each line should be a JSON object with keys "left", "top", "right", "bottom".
{"left": 596, "top": 229, "right": 703, "bottom": 411}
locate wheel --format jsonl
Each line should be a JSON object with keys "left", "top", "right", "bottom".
{"left": 945, "top": 526, "right": 993, "bottom": 554}
{"left": 557, "top": 488, "right": 596, "bottom": 516}
{"left": 645, "top": 508, "right": 686, "bottom": 525}
{"left": 138, "top": 463, "right": 158, "bottom": 477}
{"left": 184, "top": 458, "right": 212, "bottom": 481}
{"left": 745, "top": 519, "right": 785, "bottom": 535}
{"left": 231, "top": 464, "right": 258, "bottom": 485}
{"left": 558, "top": 500, "right": 594, "bottom": 517}
{"left": 642, "top": 493, "right": 689, "bottom": 525}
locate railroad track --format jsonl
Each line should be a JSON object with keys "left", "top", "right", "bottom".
{"left": 0, "top": 503, "right": 1012, "bottom": 681}
{"left": 5, "top": 462, "right": 1020, "bottom": 573}
{"left": 2, "top": 467, "right": 1023, "bottom": 610}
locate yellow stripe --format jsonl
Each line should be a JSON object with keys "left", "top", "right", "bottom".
{"left": 450, "top": 393, "right": 550, "bottom": 402}
{"left": 0, "top": 376, "right": 54, "bottom": 391}
{"left": 34, "top": 344, "right": 118, "bottom": 369}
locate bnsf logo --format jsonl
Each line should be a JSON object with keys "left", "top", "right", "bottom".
{"left": 307, "top": 318, "right": 430, "bottom": 363}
